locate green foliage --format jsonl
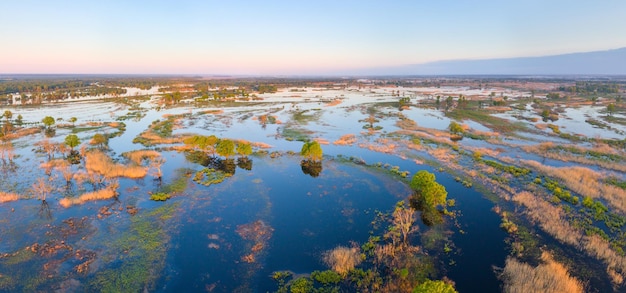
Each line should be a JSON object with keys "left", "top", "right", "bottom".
{"left": 290, "top": 277, "right": 314, "bottom": 293}
{"left": 92, "top": 133, "right": 108, "bottom": 148}
{"left": 448, "top": 121, "right": 464, "bottom": 135}
{"left": 3, "top": 110, "right": 12, "bottom": 120}
{"left": 193, "top": 168, "right": 232, "bottom": 186}
{"left": 64, "top": 134, "right": 80, "bottom": 149}
{"left": 410, "top": 170, "right": 448, "bottom": 210}
{"left": 311, "top": 270, "right": 342, "bottom": 285}
{"left": 236, "top": 142, "right": 253, "bottom": 157}
{"left": 150, "top": 192, "right": 171, "bottom": 201}
{"left": 42, "top": 116, "right": 55, "bottom": 128}
{"left": 607, "top": 103, "right": 616, "bottom": 116}
{"left": 413, "top": 280, "right": 457, "bottom": 293}
{"left": 541, "top": 177, "right": 578, "bottom": 205}
{"left": 547, "top": 124, "right": 561, "bottom": 134}
{"left": 301, "top": 141, "right": 323, "bottom": 161}
{"left": 88, "top": 203, "right": 177, "bottom": 292}
{"left": 606, "top": 177, "right": 626, "bottom": 190}
{"left": 216, "top": 139, "right": 235, "bottom": 158}
{"left": 483, "top": 160, "right": 531, "bottom": 177}
{"left": 184, "top": 135, "right": 219, "bottom": 155}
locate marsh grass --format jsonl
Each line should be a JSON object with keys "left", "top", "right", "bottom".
{"left": 0, "top": 192, "right": 19, "bottom": 203}
{"left": 523, "top": 142, "right": 626, "bottom": 172}
{"left": 501, "top": 252, "right": 584, "bottom": 293}
{"left": 522, "top": 160, "right": 626, "bottom": 213}
{"left": 86, "top": 151, "right": 147, "bottom": 179}
{"left": 446, "top": 109, "right": 528, "bottom": 133}
{"left": 333, "top": 134, "right": 357, "bottom": 146}
{"left": 513, "top": 191, "right": 626, "bottom": 285}
{"left": 59, "top": 182, "right": 118, "bottom": 208}
{"left": 122, "top": 150, "right": 161, "bottom": 165}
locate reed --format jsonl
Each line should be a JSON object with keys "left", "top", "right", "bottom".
{"left": 123, "top": 150, "right": 161, "bottom": 165}
{"left": 85, "top": 151, "right": 147, "bottom": 179}
{"left": 0, "top": 192, "right": 19, "bottom": 203}
{"left": 333, "top": 134, "right": 356, "bottom": 145}
{"left": 59, "top": 183, "right": 118, "bottom": 208}
{"left": 501, "top": 252, "right": 584, "bottom": 293}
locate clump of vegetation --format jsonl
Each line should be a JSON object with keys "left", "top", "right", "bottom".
{"left": 85, "top": 150, "right": 147, "bottom": 178}
{"left": 0, "top": 192, "right": 19, "bottom": 203}
{"left": 413, "top": 279, "right": 458, "bottom": 293}
{"left": 150, "top": 192, "right": 171, "bottom": 201}
{"left": 301, "top": 141, "right": 323, "bottom": 161}
{"left": 193, "top": 168, "right": 232, "bottom": 186}
{"left": 323, "top": 246, "right": 362, "bottom": 276}
{"left": 500, "top": 252, "right": 584, "bottom": 293}
{"left": 59, "top": 181, "right": 119, "bottom": 208}
{"left": 123, "top": 150, "right": 161, "bottom": 165}
{"left": 409, "top": 170, "right": 449, "bottom": 226}
{"left": 483, "top": 160, "right": 531, "bottom": 177}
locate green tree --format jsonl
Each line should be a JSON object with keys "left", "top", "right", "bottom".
{"left": 92, "top": 133, "right": 108, "bottom": 149}
{"left": 216, "top": 139, "right": 235, "bottom": 158}
{"left": 236, "top": 142, "right": 253, "bottom": 157}
{"left": 64, "top": 134, "right": 81, "bottom": 150}
{"left": 448, "top": 121, "right": 464, "bottom": 135}
{"left": 301, "top": 141, "right": 323, "bottom": 161}
{"left": 69, "top": 116, "right": 77, "bottom": 126}
{"left": 289, "top": 277, "right": 313, "bottom": 293}
{"left": 16, "top": 114, "right": 23, "bottom": 126}
{"left": 42, "top": 116, "right": 55, "bottom": 129}
{"left": 413, "top": 280, "right": 457, "bottom": 293}
{"left": 184, "top": 135, "right": 219, "bottom": 156}
{"left": 607, "top": 103, "right": 616, "bottom": 116}
{"left": 3, "top": 110, "right": 12, "bottom": 121}
{"left": 410, "top": 170, "right": 448, "bottom": 210}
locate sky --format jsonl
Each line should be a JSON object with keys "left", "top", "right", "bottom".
{"left": 1, "top": 0, "right": 625, "bottom": 75}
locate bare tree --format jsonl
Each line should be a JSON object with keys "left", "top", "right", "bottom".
{"left": 32, "top": 177, "right": 53, "bottom": 202}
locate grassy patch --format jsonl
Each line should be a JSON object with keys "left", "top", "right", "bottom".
{"left": 446, "top": 109, "right": 528, "bottom": 133}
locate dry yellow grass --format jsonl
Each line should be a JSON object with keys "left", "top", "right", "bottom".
{"left": 523, "top": 143, "right": 626, "bottom": 172}
{"left": 251, "top": 142, "right": 272, "bottom": 149}
{"left": 198, "top": 109, "right": 224, "bottom": 115}
{"left": 466, "top": 146, "right": 502, "bottom": 158}
{"left": 333, "top": 134, "right": 356, "bottom": 146}
{"left": 522, "top": 160, "right": 626, "bottom": 213}
{"left": 513, "top": 190, "right": 626, "bottom": 285}
{"left": 85, "top": 151, "right": 147, "bottom": 179}
{"left": 59, "top": 184, "right": 118, "bottom": 208}
{"left": 314, "top": 138, "right": 330, "bottom": 145}
{"left": 123, "top": 150, "right": 161, "bottom": 165}
{"left": 323, "top": 246, "right": 362, "bottom": 276}
{"left": 1, "top": 127, "right": 40, "bottom": 140}
{"left": 0, "top": 192, "right": 19, "bottom": 203}
{"left": 358, "top": 142, "right": 396, "bottom": 154}
{"left": 512, "top": 191, "right": 581, "bottom": 246}
{"left": 428, "top": 148, "right": 457, "bottom": 163}
{"left": 502, "top": 252, "right": 584, "bottom": 293}
{"left": 325, "top": 99, "right": 343, "bottom": 107}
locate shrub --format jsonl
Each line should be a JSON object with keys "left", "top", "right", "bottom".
{"left": 413, "top": 279, "right": 457, "bottom": 293}
{"left": 323, "top": 246, "right": 362, "bottom": 276}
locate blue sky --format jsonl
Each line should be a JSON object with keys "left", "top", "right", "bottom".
{"left": 1, "top": 0, "right": 625, "bottom": 75}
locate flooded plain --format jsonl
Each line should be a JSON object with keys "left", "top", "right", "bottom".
{"left": 0, "top": 81, "right": 625, "bottom": 292}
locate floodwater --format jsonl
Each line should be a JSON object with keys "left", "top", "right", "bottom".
{"left": 0, "top": 85, "right": 622, "bottom": 292}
